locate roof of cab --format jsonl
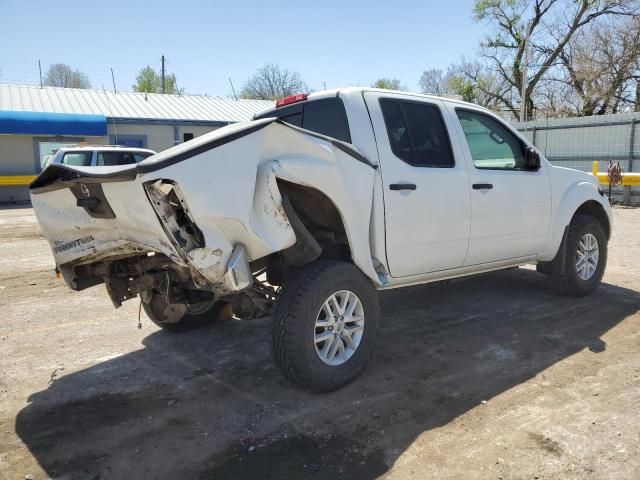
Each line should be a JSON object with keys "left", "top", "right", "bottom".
{"left": 56, "top": 145, "right": 156, "bottom": 153}
{"left": 253, "top": 86, "right": 484, "bottom": 119}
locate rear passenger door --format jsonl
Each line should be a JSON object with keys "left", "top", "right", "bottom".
{"left": 365, "top": 92, "right": 471, "bottom": 277}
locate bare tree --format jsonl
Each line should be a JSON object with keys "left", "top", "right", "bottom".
{"left": 240, "top": 64, "right": 308, "bottom": 100}
{"left": 456, "top": 58, "right": 517, "bottom": 111}
{"left": 465, "top": 0, "right": 638, "bottom": 120}
{"left": 419, "top": 66, "right": 480, "bottom": 103}
{"left": 554, "top": 17, "right": 640, "bottom": 115}
{"left": 419, "top": 69, "right": 451, "bottom": 95}
{"left": 371, "top": 78, "right": 406, "bottom": 90}
{"left": 44, "top": 63, "right": 91, "bottom": 89}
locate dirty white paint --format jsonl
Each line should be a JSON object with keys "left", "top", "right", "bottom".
{"left": 30, "top": 120, "right": 380, "bottom": 292}
{"left": 31, "top": 181, "right": 181, "bottom": 272}
{"left": 186, "top": 247, "right": 224, "bottom": 282}
{"left": 31, "top": 88, "right": 613, "bottom": 297}
{"left": 135, "top": 121, "right": 380, "bottom": 285}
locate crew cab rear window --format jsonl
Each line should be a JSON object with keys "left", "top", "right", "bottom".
{"left": 255, "top": 97, "right": 351, "bottom": 143}
{"left": 380, "top": 99, "right": 454, "bottom": 168}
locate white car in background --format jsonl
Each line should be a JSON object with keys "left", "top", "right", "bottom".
{"left": 46, "top": 145, "right": 156, "bottom": 168}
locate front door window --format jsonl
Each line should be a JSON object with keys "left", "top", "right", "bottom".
{"left": 456, "top": 110, "right": 526, "bottom": 170}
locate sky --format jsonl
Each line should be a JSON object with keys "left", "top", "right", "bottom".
{"left": 0, "top": 0, "right": 487, "bottom": 97}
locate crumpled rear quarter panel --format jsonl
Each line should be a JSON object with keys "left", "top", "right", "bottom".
{"left": 31, "top": 119, "right": 379, "bottom": 288}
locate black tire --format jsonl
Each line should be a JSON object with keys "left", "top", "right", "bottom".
{"left": 550, "top": 214, "right": 607, "bottom": 297}
{"left": 536, "top": 261, "right": 552, "bottom": 275}
{"left": 272, "top": 260, "right": 380, "bottom": 392}
{"left": 143, "top": 293, "right": 231, "bottom": 333}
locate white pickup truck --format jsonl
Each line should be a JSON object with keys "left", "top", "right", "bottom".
{"left": 30, "top": 88, "right": 612, "bottom": 391}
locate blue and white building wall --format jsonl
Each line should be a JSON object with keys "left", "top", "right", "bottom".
{"left": 0, "top": 117, "right": 226, "bottom": 202}
{"left": 0, "top": 84, "right": 273, "bottom": 202}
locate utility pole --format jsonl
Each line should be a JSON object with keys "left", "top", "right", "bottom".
{"left": 520, "top": 20, "right": 532, "bottom": 122}
{"left": 38, "top": 60, "right": 43, "bottom": 88}
{"left": 110, "top": 67, "right": 117, "bottom": 93}
{"left": 161, "top": 55, "right": 166, "bottom": 94}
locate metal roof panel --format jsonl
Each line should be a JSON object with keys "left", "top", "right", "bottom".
{"left": 0, "top": 84, "right": 274, "bottom": 123}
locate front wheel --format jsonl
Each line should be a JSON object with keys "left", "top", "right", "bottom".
{"left": 550, "top": 214, "right": 607, "bottom": 297}
{"left": 272, "top": 260, "right": 380, "bottom": 392}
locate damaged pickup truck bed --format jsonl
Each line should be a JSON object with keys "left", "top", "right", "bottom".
{"left": 30, "top": 87, "right": 612, "bottom": 391}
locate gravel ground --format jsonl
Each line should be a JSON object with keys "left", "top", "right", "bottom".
{"left": 0, "top": 206, "right": 639, "bottom": 480}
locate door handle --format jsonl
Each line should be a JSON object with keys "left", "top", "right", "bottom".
{"left": 389, "top": 183, "right": 417, "bottom": 191}
{"left": 472, "top": 183, "right": 493, "bottom": 190}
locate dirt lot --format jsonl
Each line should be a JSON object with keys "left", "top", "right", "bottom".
{"left": 1, "top": 206, "right": 639, "bottom": 480}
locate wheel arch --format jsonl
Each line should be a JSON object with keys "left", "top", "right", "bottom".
{"left": 265, "top": 178, "right": 380, "bottom": 286}
{"left": 540, "top": 182, "right": 611, "bottom": 261}
{"left": 266, "top": 150, "right": 380, "bottom": 285}
{"left": 278, "top": 179, "right": 352, "bottom": 260}
{"left": 272, "top": 180, "right": 352, "bottom": 271}
{"left": 573, "top": 200, "right": 611, "bottom": 239}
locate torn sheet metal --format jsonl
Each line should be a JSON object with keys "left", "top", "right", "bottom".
{"left": 30, "top": 119, "right": 381, "bottom": 292}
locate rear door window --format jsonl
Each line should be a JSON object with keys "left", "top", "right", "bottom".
{"left": 61, "top": 151, "right": 92, "bottom": 166}
{"left": 380, "top": 99, "right": 454, "bottom": 167}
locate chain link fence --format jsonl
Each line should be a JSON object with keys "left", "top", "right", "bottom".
{"left": 510, "top": 111, "right": 639, "bottom": 203}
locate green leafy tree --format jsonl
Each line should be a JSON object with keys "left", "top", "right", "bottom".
{"left": 133, "top": 66, "right": 182, "bottom": 94}
{"left": 446, "top": 75, "right": 477, "bottom": 103}
{"left": 371, "top": 78, "right": 406, "bottom": 91}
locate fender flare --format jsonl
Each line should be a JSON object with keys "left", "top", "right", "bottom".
{"left": 539, "top": 181, "right": 611, "bottom": 261}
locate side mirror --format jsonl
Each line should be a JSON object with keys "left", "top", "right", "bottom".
{"left": 524, "top": 147, "right": 541, "bottom": 171}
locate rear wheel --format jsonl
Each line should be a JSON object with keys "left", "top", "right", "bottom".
{"left": 272, "top": 260, "right": 380, "bottom": 392}
{"left": 142, "top": 292, "right": 231, "bottom": 333}
{"left": 550, "top": 214, "right": 607, "bottom": 297}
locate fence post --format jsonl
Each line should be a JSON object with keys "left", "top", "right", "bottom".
{"left": 532, "top": 126, "right": 537, "bottom": 147}
{"left": 630, "top": 118, "right": 636, "bottom": 173}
